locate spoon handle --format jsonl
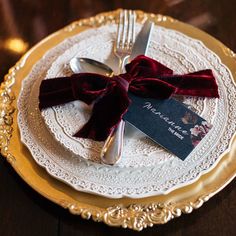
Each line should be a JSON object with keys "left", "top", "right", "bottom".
{"left": 100, "top": 120, "right": 125, "bottom": 165}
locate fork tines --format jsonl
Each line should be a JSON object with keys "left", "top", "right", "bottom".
{"left": 116, "top": 10, "right": 136, "bottom": 51}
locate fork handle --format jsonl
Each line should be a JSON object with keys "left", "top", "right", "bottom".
{"left": 100, "top": 120, "right": 125, "bottom": 165}
{"left": 118, "top": 56, "right": 130, "bottom": 73}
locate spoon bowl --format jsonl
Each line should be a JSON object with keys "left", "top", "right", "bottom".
{"left": 69, "top": 57, "right": 113, "bottom": 76}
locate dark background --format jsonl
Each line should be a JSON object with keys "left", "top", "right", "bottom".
{"left": 0, "top": 0, "right": 235, "bottom": 235}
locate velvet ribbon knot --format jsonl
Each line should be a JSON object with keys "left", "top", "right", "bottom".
{"left": 39, "top": 55, "right": 219, "bottom": 141}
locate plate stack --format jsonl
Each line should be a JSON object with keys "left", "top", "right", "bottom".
{"left": 3, "top": 10, "right": 236, "bottom": 231}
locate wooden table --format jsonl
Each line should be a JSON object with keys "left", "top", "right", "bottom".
{"left": 0, "top": 1, "right": 235, "bottom": 235}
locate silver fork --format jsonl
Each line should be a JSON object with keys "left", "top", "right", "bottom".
{"left": 100, "top": 10, "right": 136, "bottom": 165}
{"left": 114, "top": 10, "right": 136, "bottom": 73}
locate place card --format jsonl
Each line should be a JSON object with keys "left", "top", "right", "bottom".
{"left": 124, "top": 93, "right": 212, "bottom": 160}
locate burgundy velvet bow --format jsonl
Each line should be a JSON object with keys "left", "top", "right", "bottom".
{"left": 39, "top": 55, "right": 219, "bottom": 141}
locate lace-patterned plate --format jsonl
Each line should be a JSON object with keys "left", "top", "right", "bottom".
{"left": 17, "top": 22, "right": 236, "bottom": 198}
{"left": 42, "top": 24, "right": 217, "bottom": 168}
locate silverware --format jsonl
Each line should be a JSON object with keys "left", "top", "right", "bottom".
{"left": 100, "top": 10, "right": 136, "bottom": 165}
{"left": 129, "top": 20, "right": 154, "bottom": 60}
{"left": 69, "top": 19, "right": 154, "bottom": 165}
{"left": 101, "top": 16, "right": 154, "bottom": 165}
{"left": 69, "top": 57, "right": 113, "bottom": 76}
{"left": 114, "top": 10, "right": 136, "bottom": 73}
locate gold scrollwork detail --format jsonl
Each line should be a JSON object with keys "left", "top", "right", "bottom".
{"left": 222, "top": 47, "right": 236, "bottom": 59}
{"left": 64, "top": 9, "right": 176, "bottom": 32}
{"left": 60, "top": 194, "right": 212, "bottom": 231}
{"left": 0, "top": 62, "right": 22, "bottom": 164}
{"left": 222, "top": 47, "right": 236, "bottom": 76}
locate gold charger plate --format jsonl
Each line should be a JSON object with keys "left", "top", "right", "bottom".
{"left": 1, "top": 9, "right": 236, "bottom": 231}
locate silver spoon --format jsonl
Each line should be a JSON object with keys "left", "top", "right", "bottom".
{"left": 69, "top": 57, "right": 123, "bottom": 165}
{"left": 70, "top": 57, "right": 113, "bottom": 76}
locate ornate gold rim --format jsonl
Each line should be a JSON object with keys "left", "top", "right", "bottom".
{"left": 1, "top": 9, "right": 236, "bottom": 231}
